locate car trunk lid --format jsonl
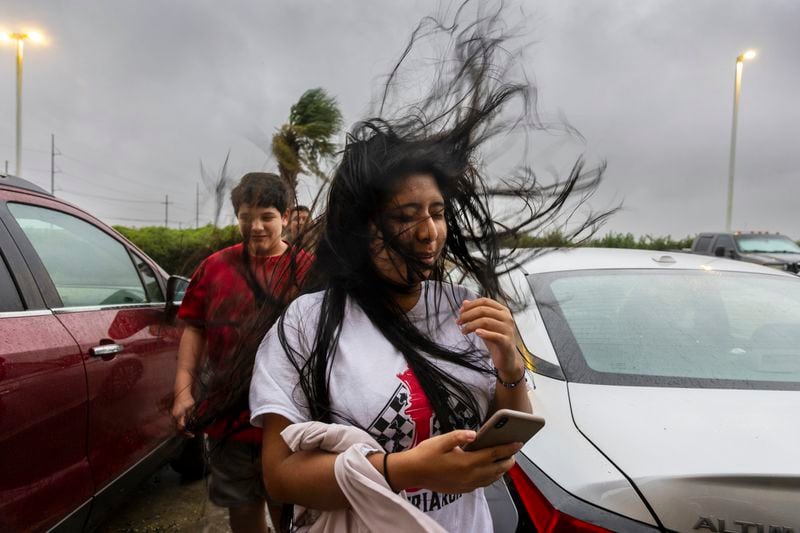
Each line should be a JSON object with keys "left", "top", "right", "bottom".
{"left": 568, "top": 384, "right": 800, "bottom": 532}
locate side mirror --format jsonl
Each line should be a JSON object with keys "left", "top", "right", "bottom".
{"left": 165, "top": 275, "right": 190, "bottom": 318}
{"left": 714, "top": 246, "right": 726, "bottom": 257}
{"left": 727, "top": 250, "right": 736, "bottom": 259}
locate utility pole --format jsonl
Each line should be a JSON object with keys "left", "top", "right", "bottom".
{"left": 163, "top": 194, "right": 172, "bottom": 227}
{"left": 51, "top": 134, "right": 54, "bottom": 193}
{"left": 196, "top": 182, "right": 199, "bottom": 228}
{"left": 50, "top": 133, "right": 60, "bottom": 194}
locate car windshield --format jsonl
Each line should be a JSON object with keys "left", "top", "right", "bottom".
{"left": 532, "top": 269, "right": 800, "bottom": 389}
{"left": 735, "top": 235, "right": 800, "bottom": 253}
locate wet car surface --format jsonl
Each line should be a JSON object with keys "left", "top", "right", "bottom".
{"left": 0, "top": 174, "right": 197, "bottom": 531}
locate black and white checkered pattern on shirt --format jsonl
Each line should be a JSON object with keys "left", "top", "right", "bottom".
{"left": 367, "top": 387, "right": 416, "bottom": 453}
{"left": 431, "top": 392, "right": 480, "bottom": 434}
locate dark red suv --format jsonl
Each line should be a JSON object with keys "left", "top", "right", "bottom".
{"left": 0, "top": 174, "right": 194, "bottom": 532}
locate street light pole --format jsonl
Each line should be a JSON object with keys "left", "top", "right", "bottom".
{"left": 15, "top": 37, "right": 23, "bottom": 176}
{"left": 1, "top": 31, "right": 45, "bottom": 177}
{"left": 726, "top": 50, "right": 756, "bottom": 232}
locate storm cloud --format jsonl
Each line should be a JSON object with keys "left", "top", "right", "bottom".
{"left": 1, "top": 0, "right": 798, "bottom": 237}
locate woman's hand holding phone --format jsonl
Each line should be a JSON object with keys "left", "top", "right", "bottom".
{"left": 388, "top": 430, "right": 522, "bottom": 494}
{"left": 463, "top": 409, "right": 545, "bottom": 452}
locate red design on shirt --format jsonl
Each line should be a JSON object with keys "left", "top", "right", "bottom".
{"left": 396, "top": 368, "right": 433, "bottom": 447}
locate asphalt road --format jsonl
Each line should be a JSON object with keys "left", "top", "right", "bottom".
{"left": 97, "top": 465, "right": 231, "bottom": 533}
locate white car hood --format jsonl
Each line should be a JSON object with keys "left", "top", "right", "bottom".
{"left": 568, "top": 383, "right": 800, "bottom": 532}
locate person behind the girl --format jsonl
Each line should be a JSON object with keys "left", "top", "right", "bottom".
{"left": 172, "top": 172, "right": 312, "bottom": 533}
{"left": 286, "top": 205, "right": 311, "bottom": 244}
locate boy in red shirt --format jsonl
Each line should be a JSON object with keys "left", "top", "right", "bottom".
{"left": 171, "top": 172, "right": 311, "bottom": 533}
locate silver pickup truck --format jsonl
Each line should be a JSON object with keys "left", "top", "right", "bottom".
{"left": 691, "top": 231, "right": 800, "bottom": 273}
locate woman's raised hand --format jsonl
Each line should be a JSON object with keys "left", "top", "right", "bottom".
{"left": 456, "top": 298, "right": 522, "bottom": 378}
{"left": 390, "top": 430, "right": 522, "bottom": 494}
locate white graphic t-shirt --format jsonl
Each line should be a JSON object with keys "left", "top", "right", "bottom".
{"left": 250, "top": 281, "right": 496, "bottom": 533}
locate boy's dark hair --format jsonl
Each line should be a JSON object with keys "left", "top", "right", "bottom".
{"left": 290, "top": 205, "right": 310, "bottom": 214}
{"left": 230, "top": 172, "right": 288, "bottom": 215}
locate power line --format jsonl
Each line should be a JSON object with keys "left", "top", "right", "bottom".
{"left": 102, "top": 215, "right": 168, "bottom": 223}
{"left": 0, "top": 143, "right": 50, "bottom": 155}
{"left": 58, "top": 193, "right": 165, "bottom": 216}
{"left": 99, "top": 214, "right": 198, "bottom": 226}
{"left": 60, "top": 153, "right": 189, "bottom": 195}
{"left": 171, "top": 204, "right": 193, "bottom": 214}
{"left": 58, "top": 187, "right": 164, "bottom": 204}
{"left": 100, "top": 215, "right": 198, "bottom": 229}
{"left": 7, "top": 141, "right": 209, "bottom": 222}
{"left": 57, "top": 171, "right": 193, "bottom": 207}
{"left": 58, "top": 170, "right": 138, "bottom": 194}
{"left": 3, "top": 142, "right": 193, "bottom": 196}
{"left": 58, "top": 185, "right": 206, "bottom": 222}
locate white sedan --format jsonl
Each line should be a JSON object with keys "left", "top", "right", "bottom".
{"left": 486, "top": 248, "right": 800, "bottom": 533}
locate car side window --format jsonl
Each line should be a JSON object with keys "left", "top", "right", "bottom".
{"left": 695, "top": 235, "right": 714, "bottom": 253}
{"left": 132, "top": 252, "right": 164, "bottom": 303}
{"left": 7, "top": 203, "right": 148, "bottom": 308}
{"left": 0, "top": 253, "right": 23, "bottom": 312}
{"left": 715, "top": 234, "right": 736, "bottom": 254}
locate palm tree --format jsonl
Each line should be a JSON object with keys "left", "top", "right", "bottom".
{"left": 271, "top": 88, "right": 343, "bottom": 202}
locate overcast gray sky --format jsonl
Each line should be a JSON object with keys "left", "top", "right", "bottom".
{"left": 2, "top": 0, "right": 798, "bottom": 238}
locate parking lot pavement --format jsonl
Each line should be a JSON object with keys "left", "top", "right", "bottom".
{"left": 98, "top": 465, "right": 230, "bottom": 533}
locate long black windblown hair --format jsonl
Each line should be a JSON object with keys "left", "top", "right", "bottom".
{"left": 186, "top": 0, "right": 612, "bottom": 441}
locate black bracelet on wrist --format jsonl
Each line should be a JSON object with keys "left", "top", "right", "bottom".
{"left": 383, "top": 452, "right": 396, "bottom": 492}
{"left": 494, "top": 367, "right": 527, "bottom": 389}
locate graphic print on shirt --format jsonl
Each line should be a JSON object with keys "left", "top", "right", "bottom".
{"left": 367, "top": 366, "right": 481, "bottom": 452}
{"left": 366, "top": 366, "right": 480, "bottom": 512}
{"left": 366, "top": 368, "right": 430, "bottom": 454}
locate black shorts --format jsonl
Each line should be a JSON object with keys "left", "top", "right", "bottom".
{"left": 205, "top": 437, "right": 267, "bottom": 507}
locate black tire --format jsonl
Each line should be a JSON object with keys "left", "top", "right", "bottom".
{"left": 169, "top": 435, "right": 207, "bottom": 481}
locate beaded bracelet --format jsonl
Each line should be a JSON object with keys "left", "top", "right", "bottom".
{"left": 494, "top": 368, "right": 527, "bottom": 389}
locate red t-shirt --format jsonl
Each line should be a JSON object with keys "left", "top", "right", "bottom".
{"left": 178, "top": 242, "right": 312, "bottom": 442}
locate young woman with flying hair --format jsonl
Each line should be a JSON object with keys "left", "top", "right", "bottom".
{"left": 249, "top": 116, "right": 534, "bottom": 531}
{"left": 189, "top": 3, "right": 608, "bottom": 531}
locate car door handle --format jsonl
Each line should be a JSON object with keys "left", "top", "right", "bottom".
{"left": 89, "top": 343, "right": 124, "bottom": 359}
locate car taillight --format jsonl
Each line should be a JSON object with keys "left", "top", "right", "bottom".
{"left": 508, "top": 464, "right": 612, "bottom": 533}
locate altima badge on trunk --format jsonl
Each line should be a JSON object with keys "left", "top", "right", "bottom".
{"left": 694, "top": 516, "right": 794, "bottom": 533}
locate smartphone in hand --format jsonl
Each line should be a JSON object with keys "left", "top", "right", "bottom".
{"left": 462, "top": 409, "right": 545, "bottom": 452}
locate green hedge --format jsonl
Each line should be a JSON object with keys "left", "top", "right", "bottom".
{"left": 117, "top": 226, "right": 699, "bottom": 277}
{"left": 114, "top": 224, "right": 240, "bottom": 276}
{"left": 503, "top": 231, "right": 694, "bottom": 251}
